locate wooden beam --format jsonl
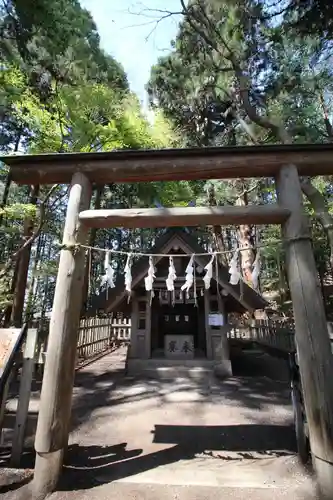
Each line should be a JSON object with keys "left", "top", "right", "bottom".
{"left": 3, "top": 143, "right": 333, "bottom": 185}
{"left": 32, "top": 173, "right": 92, "bottom": 499}
{"left": 79, "top": 205, "right": 290, "bottom": 229}
{"left": 276, "top": 165, "right": 333, "bottom": 499}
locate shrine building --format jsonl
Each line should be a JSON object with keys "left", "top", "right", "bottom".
{"left": 90, "top": 228, "right": 267, "bottom": 376}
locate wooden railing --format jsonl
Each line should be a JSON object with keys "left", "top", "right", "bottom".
{"left": 77, "top": 317, "right": 131, "bottom": 362}
{"left": 32, "top": 316, "right": 131, "bottom": 367}
{"left": 228, "top": 319, "right": 295, "bottom": 353}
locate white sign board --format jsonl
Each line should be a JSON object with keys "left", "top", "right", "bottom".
{"left": 208, "top": 313, "right": 224, "bottom": 326}
{"left": 165, "top": 335, "right": 194, "bottom": 359}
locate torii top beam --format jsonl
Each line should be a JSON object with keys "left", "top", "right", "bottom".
{"left": 0, "top": 144, "right": 333, "bottom": 184}
{"left": 2, "top": 143, "right": 333, "bottom": 185}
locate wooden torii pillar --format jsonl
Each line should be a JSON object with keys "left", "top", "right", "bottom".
{"left": 32, "top": 173, "right": 92, "bottom": 499}
{"left": 276, "top": 165, "right": 333, "bottom": 499}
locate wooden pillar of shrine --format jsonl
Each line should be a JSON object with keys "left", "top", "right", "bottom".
{"left": 276, "top": 164, "right": 333, "bottom": 499}
{"left": 32, "top": 173, "right": 92, "bottom": 499}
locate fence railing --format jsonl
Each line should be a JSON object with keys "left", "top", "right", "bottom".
{"left": 77, "top": 317, "right": 131, "bottom": 362}
{"left": 228, "top": 319, "right": 296, "bottom": 353}
{"left": 31, "top": 316, "right": 131, "bottom": 367}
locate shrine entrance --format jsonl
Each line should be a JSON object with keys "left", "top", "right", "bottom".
{"left": 155, "top": 302, "right": 201, "bottom": 357}
{"left": 3, "top": 144, "right": 333, "bottom": 499}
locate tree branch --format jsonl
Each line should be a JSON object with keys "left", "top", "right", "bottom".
{"left": 318, "top": 89, "right": 333, "bottom": 141}
{"left": 127, "top": 6, "right": 183, "bottom": 41}
{"left": 0, "top": 184, "right": 59, "bottom": 278}
{"left": 54, "top": 81, "right": 66, "bottom": 152}
{"left": 145, "top": 0, "right": 333, "bottom": 272}
{"left": 238, "top": 180, "right": 262, "bottom": 199}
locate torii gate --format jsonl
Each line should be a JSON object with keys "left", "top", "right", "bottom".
{"left": 3, "top": 143, "right": 333, "bottom": 499}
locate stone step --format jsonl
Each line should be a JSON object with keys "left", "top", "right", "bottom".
{"left": 129, "top": 367, "right": 214, "bottom": 381}
{"left": 129, "top": 358, "right": 216, "bottom": 368}
{"left": 126, "top": 359, "right": 231, "bottom": 379}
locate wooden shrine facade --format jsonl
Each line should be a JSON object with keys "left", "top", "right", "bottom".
{"left": 2, "top": 143, "right": 333, "bottom": 499}
{"left": 90, "top": 229, "right": 267, "bottom": 376}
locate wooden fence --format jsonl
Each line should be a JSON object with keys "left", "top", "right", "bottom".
{"left": 32, "top": 316, "right": 131, "bottom": 367}
{"left": 228, "top": 319, "right": 296, "bottom": 354}
{"left": 76, "top": 317, "right": 131, "bottom": 362}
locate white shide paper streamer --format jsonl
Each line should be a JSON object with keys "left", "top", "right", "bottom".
{"left": 181, "top": 255, "right": 194, "bottom": 293}
{"left": 203, "top": 254, "right": 216, "bottom": 290}
{"left": 229, "top": 249, "right": 240, "bottom": 285}
{"left": 101, "top": 251, "right": 115, "bottom": 289}
{"left": 144, "top": 255, "right": 156, "bottom": 292}
{"left": 166, "top": 256, "right": 177, "bottom": 291}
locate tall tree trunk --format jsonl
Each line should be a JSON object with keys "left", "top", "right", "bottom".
{"left": 25, "top": 232, "right": 44, "bottom": 321}
{"left": 0, "top": 174, "right": 12, "bottom": 227}
{"left": 236, "top": 185, "right": 255, "bottom": 284}
{"left": 11, "top": 185, "right": 40, "bottom": 327}
{"left": 3, "top": 261, "right": 19, "bottom": 326}
{"left": 207, "top": 183, "right": 228, "bottom": 265}
{"left": 81, "top": 185, "right": 104, "bottom": 312}
{"left": 0, "top": 130, "right": 22, "bottom": 227}
{"left": 40, "top": 236, "right": 52, "bottom": 319}
{"left": 319, "top": 266, "right": 328, "bottom": 316}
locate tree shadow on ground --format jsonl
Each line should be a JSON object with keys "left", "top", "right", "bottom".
{"left": 68, "top": 348, "right": 293, "bottom": 433}
{"left": 3, "top": 347, "right": 295, "bottom": 452}
{"left": 57, "top": 422, "right": 297, "bottom": 491}
{"left": 0, "top": 347, "right": 298, "bottom": 489}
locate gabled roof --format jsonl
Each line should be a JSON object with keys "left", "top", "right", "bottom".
{"left": 88, "top": 228, "right": 268, "bottom": 315}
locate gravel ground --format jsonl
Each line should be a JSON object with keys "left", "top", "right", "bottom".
{"left": 1, "top": 347, "right": 317, "bottom": 500}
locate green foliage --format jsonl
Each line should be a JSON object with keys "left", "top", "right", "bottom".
{"left": 0, "top": 0, "right": 128, "bottom": 153}
{"left": 1, "top": 0, "right": 333, "bottom": 320}
{"left": 0, "top": 203, "right": 37, "bottom": 220}
{"left": 147, "top": 0, "right": 333, "bottom": 314}
{"left": 262, "top": 0, "right": 333, "bottom": 41}
{"left": 0, "top": 1, "right": 189, "bottom": 319}
{"left": 0, "top": 0, "right": 128, "bottom": 90}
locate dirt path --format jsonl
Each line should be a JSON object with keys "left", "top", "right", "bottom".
{"left": 2, "top": 347, "right": 317, "bottom": 499}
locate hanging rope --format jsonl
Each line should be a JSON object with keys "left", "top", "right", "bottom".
{"left": 75, "top": 238, "right": 272, "bottom": 307}
{"left": 74, "top": 238, "right": 285, "bottom": 258}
